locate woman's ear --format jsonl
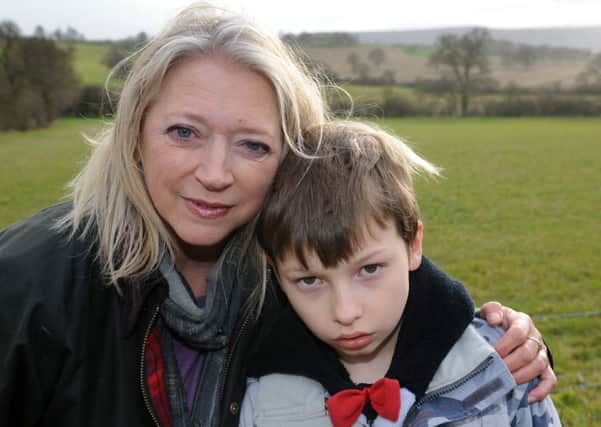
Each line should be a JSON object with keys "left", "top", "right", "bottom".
{"left": 265, "top": 254, "right": 274, "bottom": 267}
{"left": 409, "top": 221, "right": 423, "bottom": 271}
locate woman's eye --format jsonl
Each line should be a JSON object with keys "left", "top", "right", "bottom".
{"left": 167, "top": 125, "right": 194, "bottom": 141}
{"left": 241, "top": 140, "right": 270, "bottom": 157}
{"left": 361, "top": 264, "right": 382, "bottom": 276}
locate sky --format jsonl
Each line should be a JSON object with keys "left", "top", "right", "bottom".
{"left": 4, "top": 0, "right": 601, "bottom": 40}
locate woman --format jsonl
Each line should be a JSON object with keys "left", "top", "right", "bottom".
{"left": 0, "top": 4, "right": 554, "bottom": 427}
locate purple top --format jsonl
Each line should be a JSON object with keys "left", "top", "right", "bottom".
{"left": 173, "top": 296, "right": 207, "bottom": 410}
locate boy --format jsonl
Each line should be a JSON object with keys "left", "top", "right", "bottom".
{"left": 239, "top": 121, "right": 560, "bottom": 426}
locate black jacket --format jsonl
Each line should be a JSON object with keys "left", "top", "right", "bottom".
{"left": 0, "top": 204, "right": 262, "bottom": 426}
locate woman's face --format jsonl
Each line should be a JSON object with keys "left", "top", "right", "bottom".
{"left": 141, "top": 54, "right": 283, "bottom": 254}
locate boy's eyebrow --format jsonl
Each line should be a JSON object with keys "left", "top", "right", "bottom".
{"left": 352, "top": 247, "right": 388, "bottom": 265}
{"left": 275, "top": 261, "right": 310, "bottom": 276}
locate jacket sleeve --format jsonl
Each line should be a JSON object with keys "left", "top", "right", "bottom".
{"left": 508, "top": 379, "right": 562, "bottom": 426}
{"left": 0, "top": 217, "right": 71, "bottom": 425}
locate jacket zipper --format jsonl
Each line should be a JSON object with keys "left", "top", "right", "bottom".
{"left": 140, "top": 304, "right": 162, "bottom": 427}
{"left": 218, "top": 311, "right": 252, "bottom": 404}
{"left": 402, "top": 355, "right": 495, "bottom": 426}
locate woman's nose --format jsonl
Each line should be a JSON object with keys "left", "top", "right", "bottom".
{"left": 194, "top": 136, "right": 234, "bottom": 191}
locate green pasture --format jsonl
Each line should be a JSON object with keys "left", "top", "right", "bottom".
{"left": 0, "top": 118, "right": 100, "bottom": 225}
{"left": 1, "top": 117, "right": 600, "bottom": 425}
{"left": 401, "top": 45, "right": 433, "bottom": 58}
{"left": 67, "top": 42, "right": 112, "bottom": 86}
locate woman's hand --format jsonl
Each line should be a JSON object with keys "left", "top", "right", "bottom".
{"left": 480, "top": 301, "right": 557, "bottom": 403}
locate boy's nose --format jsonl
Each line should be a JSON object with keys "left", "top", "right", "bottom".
{"left": 332, "top": 289, "right": 362, "bottom": 326}
{"left": 194, "top": 136, "right": 234, "bottom": 191}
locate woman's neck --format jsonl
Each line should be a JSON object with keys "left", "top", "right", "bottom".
{"left": 174, "top": 238, "right": 225, "bottom": 297}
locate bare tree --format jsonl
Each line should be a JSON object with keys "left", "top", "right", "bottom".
{"left": 347, "top": 52, "right": 360, "bottom": 75}
{"left": 368, "top": 47, "right": 386, "bottom": 69}
{"left": 577, "top": 53, "right": 601, "bottom": 88}
{"left": 34, "top": 25, "right": 46, "bottom": 39}
{"left": 430, "top": 28, "right": 491, "bottom": 116}
{"left": 0, "top": 20, "right": 20, "bottom": 39}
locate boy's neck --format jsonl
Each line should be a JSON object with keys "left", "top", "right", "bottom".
{"left": 339, "top": 322, "right": 401, "bottom": 384}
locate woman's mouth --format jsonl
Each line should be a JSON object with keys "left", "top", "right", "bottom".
{"left": 184, "top": 197, "right": 233, "bottom": 219}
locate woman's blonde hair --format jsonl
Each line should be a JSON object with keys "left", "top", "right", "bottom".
{"left": 58, "top": 3, "right": 328, "bottom": 298}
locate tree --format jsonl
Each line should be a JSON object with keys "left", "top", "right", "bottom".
{"left": 347, "top": 52, "right": 360, "bottom": 70}
{"left": 103, "top": 32, "right": 148, "bottom": 69}
{"left": 430, "top": 28, "right": 491, "bottom": 116}
{"left": 34, "top": 25, "right": 46, "bottom": 38}
{"left": 368, "top": 47, "right": 386, "bottom": 69}
{"left": 346, "top": 52, "right": 371, "bottom": 82}
{"left": 0, "top": 31, "right": 80, "bottom": 130}
{"left": 64, "top": 26, "right": 85, "bottom": 41}
{"left": 52, "top": 28, "right": 63, "bottom": 40}
{"left": 0, "top": 20, "right": 20, "bottom": 38}
{"left": 577, "top": 53, "right": 601, "bottom": 88}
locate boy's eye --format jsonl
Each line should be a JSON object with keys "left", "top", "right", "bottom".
{"left": 297, "top": 276, "right": 321, "bottom": 288}
{"left": 360, "top": 264, "right": 382, "bottom": 276}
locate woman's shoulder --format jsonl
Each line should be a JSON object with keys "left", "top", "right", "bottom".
{"left": 1, "top": 203, "right": 81, "bottom": 262}
{"left": 0, "top": 202, "right": 100, "bottom": 293}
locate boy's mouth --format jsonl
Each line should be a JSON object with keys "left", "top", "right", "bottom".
{"left": 335, "top": 333, "right": 374, "bottom": 351}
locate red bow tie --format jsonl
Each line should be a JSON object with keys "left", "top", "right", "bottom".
{"left": 326, "top": 377, "right": 401, "bottom": 427}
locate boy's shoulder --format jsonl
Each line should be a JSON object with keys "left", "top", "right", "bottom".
{"left": 428, "top": 318, "right": 511, "bottom": 393}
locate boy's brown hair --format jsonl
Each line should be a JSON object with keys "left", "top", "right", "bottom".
{"left": 258, "top": 121, "right": 439, "bottom": 268}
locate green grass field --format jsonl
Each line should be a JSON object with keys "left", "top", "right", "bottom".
{"left": 66, "top": 42, "right": 112, "bottom": 86}
{"left": 0, "top": 118, "right": 100, "bottom": 226}
{"left": 1, "top": 117, "right": 600, "bottom": 425}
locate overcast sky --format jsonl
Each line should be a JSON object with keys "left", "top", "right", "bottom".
{"left": 5, "top": 0, "right": 601, "bottom": 40}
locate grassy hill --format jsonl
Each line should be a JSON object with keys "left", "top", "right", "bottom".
{"left": 64, "top": 42, "right": 112, "bottom": 86}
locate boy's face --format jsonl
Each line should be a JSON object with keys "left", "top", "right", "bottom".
{"left": 275, "top": 219, "right": 423, "bottom": 382}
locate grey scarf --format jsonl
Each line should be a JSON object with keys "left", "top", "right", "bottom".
{"left": 158, "top": 237, "right": 250, "bottom": 427}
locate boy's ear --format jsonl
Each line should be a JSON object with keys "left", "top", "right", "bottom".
{"left": 409, "top": 221, "right": 423, "bottom": 271}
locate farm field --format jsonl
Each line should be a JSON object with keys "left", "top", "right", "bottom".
{"left": 305, "top": 44, "right": 588, "bottom": 87}
{"left": 67, "top": 41, "right": 590, "bottom": 90}
{"left": 1, "top": 117, "right": 600, "bottom": 425}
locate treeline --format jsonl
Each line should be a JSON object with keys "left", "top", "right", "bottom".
{"left": 2, "top": 23, "right": 601, "bottom": 132}
{"left": 282, "top": 32, "right": 358, "bottom": 48}
{"left": 0, "top": 21, "right": 132, "bottom": 131}
{"left": 488, "top": 39, "right": 591, "bottom": 67}
{"left": 329, "top": 84, "right": 601, "bottom": 118}
{"left": 0, "top": 22, "right": 80, "bottom": 130}
{"left": 312, "top": 28, "right": 601, "bottom": 117}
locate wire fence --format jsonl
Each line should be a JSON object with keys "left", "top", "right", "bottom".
{"left": 533, "top": 309, "right": 601, "bottom": 321}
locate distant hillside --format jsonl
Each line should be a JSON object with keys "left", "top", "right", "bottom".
{"left": 303, "top": 44, "right": 588, "bottom": 88}
{"left": 354, "top": 26, "right": 601, "bottom": 52}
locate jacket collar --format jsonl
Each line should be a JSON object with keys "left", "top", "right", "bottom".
{"left": 248, "top": 256, "right": 475, "bottom": 400}
{"left": 119, "top": 270, "right": 168, "bottom": 337}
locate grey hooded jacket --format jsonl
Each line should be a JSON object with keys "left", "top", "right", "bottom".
{"left": 239, "top": 318, "right": 560, "bottom": 426}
